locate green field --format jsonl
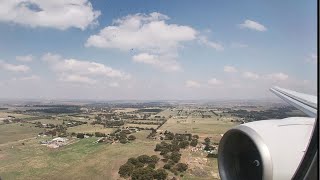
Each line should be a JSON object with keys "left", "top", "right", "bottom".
{"left": 159, "top": 116, "right": 235, "bottom": 137}
{"left": 0, "top": 107, "right": 238, "bottom": 180}
{"left": 0, "top": 131, "right": 158, "bottom": 180}
{"left": 0, "top": 123, "right": 42, "bottom": 144}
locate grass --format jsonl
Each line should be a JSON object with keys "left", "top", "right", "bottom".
{"left": 0, "top": 109, "right": 236, "bottom": 180}
{"left": 124, "top": 123, "right": 159, "bottom": 129}
{"left": 0, "top": 112, "right": 36, "bottom": 119}
{"left": 114, "top": 108, "right": 138, "bottom": 113}
{"left": 159, "top": 117, "right": 235, "bottom": 135}
{"left": 66, "top": 124, "right": 115, "bottom": 134}
{"left": 0, "top": 123, "right": 42, "bottom": 144}
{"left": 29, "top": 119, "right": 64, "bottom": 125}
{"left": 0, "top": 131, "right": 158, "bottom": 180}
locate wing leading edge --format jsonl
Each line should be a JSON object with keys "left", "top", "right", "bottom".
{"left": 270, "top": 86, "right": 317, "bottom": 118}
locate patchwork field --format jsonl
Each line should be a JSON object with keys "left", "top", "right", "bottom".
{"left": 0, "top": 131, "right": 158, "bottom": 180}
{"left": 0, "top": 106, "right": 245, "bottom": 180}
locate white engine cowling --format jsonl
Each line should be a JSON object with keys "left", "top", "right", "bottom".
{"left": 218, "top": 117, "right": 315, "bottom": 180}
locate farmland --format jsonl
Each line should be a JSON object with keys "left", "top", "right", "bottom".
{"left": 0, "top": 101, "right": 301, "bottom": 179}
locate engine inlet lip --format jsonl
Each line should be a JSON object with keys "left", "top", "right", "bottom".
{"left": 218, "top": 125, "right": 273, "bottom": 180}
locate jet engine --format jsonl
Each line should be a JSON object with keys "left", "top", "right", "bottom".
{"left": 218, "top": 117, "right": 315, "bottom": 180}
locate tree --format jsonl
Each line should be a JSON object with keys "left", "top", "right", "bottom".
{"left": 171, "top": 144, "right": 180, "bottom": 152}
{"left": 150, "top": 155, "right": 160, "bottom": 164}
{"left": 192, "top": 135, "right": 199, "bottom": 139}
{"left": 147, "top": 162, "right": 156, "bottom": 169}
{"left": 160, "top": 148, "right": 170, "bottom": 155}
{"left": 137, "top": 155, "right": 151, "bottom": 164}
{"left": 131, "top": 167, "right": 155, "bottom": 180}
{"left": 163, "top": 163, "right": 172, "bottom": 170}
{"left": 179, "top": 140, "right": 189, "bottom": 149}
{"left": 153, "top": 168, "right": 168, "bottom": 180}
{"left": 119, "top": 138, "right": 127, "bottom": 144}
{"left": 170, "top": 152, "right": 181, "bottom": 163}
{"left": 118, "top": 163, "right": 135, "bottom": 177}
{"left": 207, "top": 153, "right": 218, "bottom": 158}
{"left": 76, "top": 133, "right": 84, "bottom": 139}
{"left": 95, "top": 132, "right": 105, "bottom": 137}
{"left": 175, "top": 163, "right": 188, "bottom": 172}
{"left": 204, "top": 145, "right": 214, "bottom": 151}
{"left": 128, "top": 135, "right": 136, "bottom": 141}
{"left": 204, "top": 137, "right": 211, "bottom": 145}
{"left": 190, "top": 139, "right": 198, "bottom": 147}
{"left": 127, "top": 157, "right": 138, "bottom": 165}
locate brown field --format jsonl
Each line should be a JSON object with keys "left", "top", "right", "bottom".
{"left": 124, "top": 123, "right": 159, "bottom": 129}
{"left": 66, "top": 124, "right": 115, "bottom": 134}
{"left": 0, "top": 123, "right": 42, "bottom": 144}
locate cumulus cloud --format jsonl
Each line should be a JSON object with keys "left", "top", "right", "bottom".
{"left": 208, "top": 78, "right": 222, "bottom": 85}
{"left": 0, "top": 60, "right": 30, "bottom": 72}
{"left": 239, "top": 20, "right": 267, "bottom": 32}
{"left": 224, "top": 66, "right": 238, "bottom": 73}
{"left": 185, "top": 80, "right": 201, "bottom": 88}
{"left": 42, "top": 53, "right": 131, "bottom": 84}
{"left": 0, "top": 0, "right": 100, "bottom": 30}
{"left": 59, "top": 74, "right": 96, "bottom": 84}
{"left": 243, "top": 71, "right": 259, "bottom": 80}
{"left": 132, "top": 53, "right": 181, "bottom": 72}
{"left": 86, "top": 12, "right": 223, "bottom": 72}
{"left": 16, "top": 54, "right": 33, "bottom": 62}
{"left": 86, "top": 12, "right": 197, "bottom": 54}
{"left": 265, "top": 72, "right": 289, "bottom": 81}
{"left": 198, "top": 36, "right": 224, "bottom": 51}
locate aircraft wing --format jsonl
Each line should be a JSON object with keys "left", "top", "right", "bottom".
{"left": 270, "top": 86, "right": 317, "bottom": 118}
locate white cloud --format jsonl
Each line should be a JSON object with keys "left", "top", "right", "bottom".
{"left": 243, "top": 71, "right": 259, "bottom": 80}
{"left": 11, "top": 75, "right": 40, "bottom": 81}
{"left": 42, "top": 53, "right": 131, "bottom": 83}
{"left": 305, "top": 53, "right": 317, "bottom": 64}
{"left": 86, "top": 12, "right": 225, "bottom": 72}
{"left": 231, "top": 42, "right": 248, "bottom": 48}
{"left": 0, "top": 60, "right": 30, "bottom": 72}
{"left": 224, "top": 66, "right": 238, "bottom": 73}
{"left": 16, "top": 54, "right": 33, "bottom": 62}
{"left": 59, "top": 74, "right": 96, "bottom": 84}
{"left": 19, "top": 75, "right": 40, "bottom": 81}
{"left": 86, "top": 12, "right": 197, "bottom": 54}
{"left": 0, "top": 0, "right": 100, "bottom": 30}
{"left": 185, "top": 80, "right": 201, "bottom": 88}
{"left": 239, "top": 20, "right": 267, "bottom": 32}
{"left": 208, "top": 78, "right": 222, "bottom": 85}
{"left": 198, "top": 36, "right": 224, "bottom": 51}
{"left": 109, "top": 82, "right": 119, "bottom": 87}
{"left": 132, "top": 53, "right": 181, "bottom": 72}
{"left": 265, "top": 72, "right": 289, "bottom": 81}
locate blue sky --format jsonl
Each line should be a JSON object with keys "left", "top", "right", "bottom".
{"left": 0, "top": 0, "right": 317, "bottom": 100}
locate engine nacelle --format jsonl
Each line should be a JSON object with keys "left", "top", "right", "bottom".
{"left": 218, "top": 117, "right": 315, "bottom": 180}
